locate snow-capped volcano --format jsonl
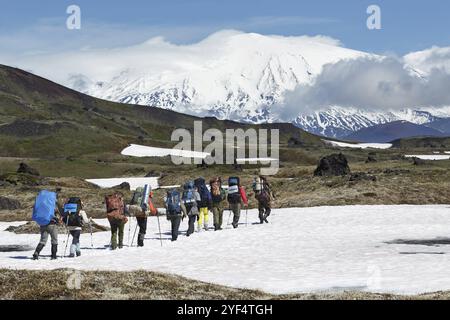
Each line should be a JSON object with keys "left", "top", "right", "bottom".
{"left": 72, "top": 31, "right": 367, "bottom": 123}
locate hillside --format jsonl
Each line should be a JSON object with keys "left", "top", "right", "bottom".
{"left": 0, "top": 64, "right": 323, "bottom": 158}
{"left": 344, "top": 121, "right": 447, "bottom": 143}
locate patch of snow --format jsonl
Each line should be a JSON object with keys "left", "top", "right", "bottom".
{"left": 86, "top": 177, "right": 159, "bottom": 191}
{"left": 3, "top": 205, "right": 450, "bottom": 295}
{"left": 324, "top": 140, "right": 392, "bottom": 150}
{"left": 236, "top": 157, "right": 278, "bottom": 164}
{"left": 405, "top": 155, "right": 450, "bottom": 161}
{"left": 121, "top": 144, "right": 209, "bottom": 159}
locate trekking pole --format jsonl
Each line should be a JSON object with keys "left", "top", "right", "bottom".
{"left": 131, "top": 220, "right": 139, "bottom": 247}
{"left": 226, "top": 208, "right": 232, "bottom": 226}
{"left": 156, "top": 211, "right": 163, "bottom": 247}
{"left": 89, "top": 220, "right": 94, "bottom": 248}
{"left": 127, "top": 216, "right": 131, "bottom": 244}
{"left": 246, "top": 206, "right": 248, "bottom": 227}
{"left": 62, "top": 215, "right": 71, "bottom": 258}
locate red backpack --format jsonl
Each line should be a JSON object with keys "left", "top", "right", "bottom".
{"left": 105, "top": 193, "right": 128, "bottom": 223}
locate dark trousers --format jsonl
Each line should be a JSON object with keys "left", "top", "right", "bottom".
{"left": 258, "top": 202, "right": 271, "bottom": 222}
{"left": 170, "top": 216, "right": 182, "bottom": 241}
{"left": 70, "top": 230, "right": 81, "bottom": 245}
{"left": 136, "top": 217, "right": 147, "bottom": 246}
{"left": 109, "top": 220, "right": 125, "bottom": 249}
{"left": 186, "top": 215, "right": 196, "bottom": 236}
{"left": 230, "top": 202, "right": 241, "bottom": 227}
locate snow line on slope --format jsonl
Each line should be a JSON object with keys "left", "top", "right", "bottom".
{"left": 323, "top": 140, "right": 392, "bottom": 149}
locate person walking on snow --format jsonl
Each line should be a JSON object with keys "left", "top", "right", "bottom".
{"left": 62, "top": 198, "right": 91, "bottom": 258}
{"left": 126, "top": 186, "right": 157, "bottom": 247}
{"left": 210, "top": 177, "right": 227, "bottom": 231}
{"left": 253, "top": 176, "right": 275, "bottom": 224}
{"left": 194, "top": 178, "right": 212, "bottom": 232}
{"left": 227, "top": 177, "right": 244, "bottom": 229}
{"left": 32, "top": 188, "right": 63, "bottom": 260}
{"left": 105, "top": 193, "right": 128, "bottom": 250}
{"left": 181, "top": 181, "right": 200, "bottom": 237}
{"left": 165, "top": 189, "right": 183, "bottom": 241}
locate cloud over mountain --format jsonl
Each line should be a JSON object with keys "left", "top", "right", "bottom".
{"left": 276, "top": 56, "right": 450, "bottom": 121}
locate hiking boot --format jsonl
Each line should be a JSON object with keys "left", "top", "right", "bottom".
{"left": 264, "top": 218, "right": 269, "bottom": 223}
{"left": 137, "top": 235, "right": 144, "bottom": 247}
{"left": 51, "top": 244, "right": 58, "bottom": 260}
{"left": 69, "top": 253, "right": 75, "bottom": 258}
{"left": 232, "top": 222, "right": 238, "bottom": 229}
{"left": 76, "top": 251, "right": 81, "bottom": 257}
{"left": 32, "top": 243, "right": 44, "bottom": 260}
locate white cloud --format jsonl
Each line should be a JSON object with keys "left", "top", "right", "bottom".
{"left": 276, "top": 56, "right": 450, "bottom": 120}
{"left": 404, "top": 46, "right": 450, "bottom": 74}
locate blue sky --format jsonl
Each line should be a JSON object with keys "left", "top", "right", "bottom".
{"left": 0, "top": 0, "right": 449, "bottom": 55}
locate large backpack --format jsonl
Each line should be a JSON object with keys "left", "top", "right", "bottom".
{"left": 253, "top": 177, "right": 263, "bottom": 192}
{"left": 195, "top": 178, "right": 211, "bottom": 206}
{"left": 256, "top": 178, "right": 272, "bottom": 204}
{"left": 62, "top": 197, "right": 83, "bottom": 227}
{"left": 182, "top": 181, "right": 196, "bottom": 204}
{"left": 210, "top": 177, "right": 225, "bottom": 203}
{"left": 105, "top": 193, "right": 127, "bottom": 223}
{"left": 140, "top": 184, "right": 151, "bottom": 211}
{"left": 130, "top": 187, "right": 144, "bottom": 206}
{"left": 32, "top": 190, "right": 57, "bottom": 226}
{"left": 166, "top": 190, "right": 182, "bottom": 217}
{"left": 227, "top": 177, "right": 241, "bottom": 204}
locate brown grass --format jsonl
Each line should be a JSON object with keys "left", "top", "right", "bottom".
{"left": 1, "top": 269, "right": 450, "bottom": 300}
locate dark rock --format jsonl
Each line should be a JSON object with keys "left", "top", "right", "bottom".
{"left": 0, "top": 245, "right": 34, "bottom": 252}
{"left": 0, "top": 197, "right": 21, "bottom": 210}
{"left": 365, "top": 155, "right": 377, "bottom": 163}
{"left": 112, "top": 182, "right": 131, "bottom": 191}
{"left": 145, "top": 170, "right": 160, "bottom": 177}
{"left": 17, "top": 163, "right": 40, "bottom": 176}
{"left": 348, "top": 172, "right": 377, "bottom": 182}
{"left": 314, "top": 153, "right": 351, "bottom": 177}
{"left": 412, "top": 157, "right": 426, "bottom": 166}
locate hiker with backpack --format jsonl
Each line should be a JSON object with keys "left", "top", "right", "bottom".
{"left": 32, "top": 189, "right": 63, "bottom": 260}
{"left": 126, "top": 185, "right": 157, "bottom": 247}
{"left": 165, "top": 189, "right": 183, "bottom": 241}
{"left": 105, "top": 192, "right": 128, "bottom": 250}
{"left": 194, "top": 177, "right": 212, "bottom": 232}
{"left": 181, "top": 181, "right": 201, "bottom": 237}
{"left": 210, "top": 177, "right": 227, "bottom": 231}
{"left": 62, "top": 198, "right": 91, "bottom": 258}
{"left": 227, "top": 177, "right": 244, "bottom": 229}
{"left": 253, "top": 176, "right": 275, "bottom": 224}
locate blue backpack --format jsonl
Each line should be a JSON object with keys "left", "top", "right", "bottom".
{"left": 182, "top": 181, "right": 196, "bottom": 204}
{"left": 62, "top": 197, "right": 82, "bottom": 227}
{"left": 194, "top": 178, "right": 211, "bottom": 204}
{"left": 32, "top": 191, "right": 57, "bottom": 226}
{"left": 166, "top": 190, "right": 182, "bottom": 216}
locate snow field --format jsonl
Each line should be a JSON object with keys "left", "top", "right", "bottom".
{"left": 2, "top": 205, "right": 450, "bottom": 295}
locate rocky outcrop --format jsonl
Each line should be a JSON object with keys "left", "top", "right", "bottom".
{"left": 314, "top": 153, "right": 351, "bottom": 177}
{"left": 17, "top": 163, "right": 40, "bottom": 176}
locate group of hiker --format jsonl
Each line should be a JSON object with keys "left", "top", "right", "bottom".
{"left": 30, "top": 176, "right": 275, "bottom": 260}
